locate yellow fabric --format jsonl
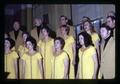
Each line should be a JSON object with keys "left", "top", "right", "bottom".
{"left": 30, "top": 28, "right": 43, "bottom": 43}
{"left": 37, "top": 38, "right": 54, "bottom": 79}
{"left": 18, "top": 44, "right": 28, "bottom": 79}
{"left": 21, "top": 52, "right": 42, "bottom": 79}
{"left": 91, "top": 33, "right": 100, "bottom": 48}
{"left": 9, "top": 30, "right": 23, "bottom": 51}
{"left": 78, "top": 46, "right": 96, "bottom": 79}
{"left": 4, "top": 51, "right": 19, "bottom": 79}
{"left": 63, "top": 35, "right": 75, "bottom": 79}
{"left": 18, "top": 44, "right": 28, "bottom": 57}
{"left": 51, "top": 51, "right": 69, "bottom": 79}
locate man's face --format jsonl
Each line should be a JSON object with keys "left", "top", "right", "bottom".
{"left": 106, "top": 17, "right": 115, "bottom": 29}
{"left": 13, "top": 21, "right": 20, "bottom": 31}
{"left": 60, "top": 17, "right": 67, "bottom": 25}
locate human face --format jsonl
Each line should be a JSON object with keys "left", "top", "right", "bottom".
{"left": 26, "top": 41, "right": 33, "bottom": 50}
{"left": 100, "top": 27, "right": 109, "bottom": 39}
{"left": 34, "top": 18, "right": 42, "bottom": 26}
{"left": 23, "top": 34, "right": 28, "bottom": 42}
{"left": 4, "top": 33, "right": 8, "bottom": 38}
{"left": 54, "top": 40, "right": 62, "bottom": 50}
{"left": 13, "top": 21, "right": 20, "bottom": 31}
{"left": 60, "top": 17, "right": 67, "bottom": 25}
{"left": 83, "top": 21, "right": 91, "bottom": 32}
{"left": 106, "top": 17, "right": 115, "bottom": 29}
{"left": 5, "top": 40, "right": 10, "bottom": 50}
{"left": 79, "top": 35, "right": 84, "bottom": 46}
{"left": 42, "top": 28, "right": 48, "bottom": 38}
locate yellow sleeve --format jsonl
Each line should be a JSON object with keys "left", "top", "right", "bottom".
{"left": 63, "top": 52, "right": 69, "bottom": 60}
{"left": 93, "top": 33, "right": 100, "bottom": 42}
{"left": 12, "top": 51, "right": 19, "bottom": 59}
{"left": 90, "top": 46, "right": 96, "bottom": 56}
{"left": 21, "top": 53, "right": 27, "bottom": 60}
{"left": 70, "top": 36, "right": 75, "bottom": 44}
{"left": 36, "top": 52, "right": 42, "bottom": 60}
{"left": 37, "top": 40, "right": 42, "bottom": 47}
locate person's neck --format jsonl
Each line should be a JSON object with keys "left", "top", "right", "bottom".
{"left": 63, "top": 34, "right": 68, "bottom": 39}
{"left": 86, "top": 30, "right": 91, "bottom": 35}
{"left": 55, "top": 48, "right": 62, "bottom": 56}
{"left": 44, "top": 36, "right": 49, "bottom": 41}
{"left": 29, "top": 49, "right": 35, "bottom": 55}
{"left": 5, "top": 48, "right": 11, "bottom": 54}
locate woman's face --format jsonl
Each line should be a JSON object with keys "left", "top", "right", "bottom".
{"left": 26, "top": 41, "right": 33, "bottom": 50}
{"left": 42, "top": 28, "right": 48, "bottom": 38}
{"left": 100, "top": 27, "right": 108, "bottom": 39}
{"left": 83, "top": 21, "right": 91, "bottom": 32}
{"left": 23, "top": 34, "right": 28, "bottom": 42}
{"left": 5, "top": 40, "right": 10, "bottom": 49}
{"left": 54, "top": 40, "right": 62, "bottom": 50}
{"left": 60, "top": 17, "right": 67, "bottom": 25}
{"left": 79, "top": 35, "right": 84, "bottom": 46}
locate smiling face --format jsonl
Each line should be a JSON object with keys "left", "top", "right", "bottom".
{"left": 26, "top": 41, "right": 33, "bottom": 50}
{"left": 41, "top": 28, "right": 49, "bottom": 38}
{"left": 83, "top": 21, "right": 91, "bottom": 32}
{"left": 60, "top": 16, "right": 67, "bottom": 25}
{"left": 100, "top": 27, "right": 110, "bottom": 39}
{"left": 54, "top": 40, "right": 62, "bottom": 50}
{"left": 106, "top": 17, "right": 115, "bottom": 29}
{"left": 79, "top": 35, "right": 84, "bottom": 46}
{"left": 34, "top": 18, "right": 42, "bottom": 26}
{"left": 5, "top": 40, "right": 10, "bottom": 50}
{"left": 23, "top": 33, "right": 28, "bottom": 42}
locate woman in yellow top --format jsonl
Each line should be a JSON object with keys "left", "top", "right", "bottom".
{"left": 18, "top": 32, "right": 29, "bottom": 79}
{"left": 76, "top": 32, "right": 98, "bottom": 79}
{"left": 60, "top": 25, "right": 76, "bottom": 79}
{"left": 83, "top": 20, "right": 100, "bottom": 64}
{"left": 4, "top": 38, "right": 18, "bottom": 79}
{"left": 21, "top": 36, "right": 43, "bottom": 79}
{"left": 51, "top": 37, "right": 69, "bottom": 79}
{"left": 37, "top": 26, "right": 54, "bottom": 79}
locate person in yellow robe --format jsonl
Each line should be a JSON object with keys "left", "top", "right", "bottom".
{"left": 4, "top": 38, "right": 18, "bottom": 79}
{"left": 21, "top": 36, "right": 43, "bottom": 79}
{"left": 51, "top": 37, "right": 69, "bottom": 79}
{"left": 76, "top": 32, "right": 98, "bottom": 79}
{"left": 37, "top": 26, "right": 54, "bottom": 79}
{"left": 9, "top": 21, "right": 23, "bottom": 51}
{"left": 18, "top": 32, "right": 29, "bottom": 79}
{"left": 83, "top": 20, "right": 100, "bottom": 64}
{"left": 60, "top": 25, "right": 76, "bottom": 79}
{"left": 98, "top": 24, "right": 115, "bottom": 79}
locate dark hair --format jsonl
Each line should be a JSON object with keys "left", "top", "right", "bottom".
{"left": 54, "top": 37, "right": 65, "bottom": 49}
{"left": 107, "top": 16, "right": 115, "bottom": 21}
{"left": 5, "top": 32, "right": 10, "bottom": 38}
{"left": 60, "top": 15, "right": 68, "bottom": 20}
{"left": 78, "top": 32, "right": 94, "bottom": 47}
{"left": 25, "top": 36, "right": 37, "bottom": 51}
{"left": 60, "top": 25, "right": 70, "bottom": 35}
{"left": 83, "top": 20, "right": 96, "bottom": 33}
{"left": 41, "top": 25, "right": 50, "bottom": 36}
{"left": 82, "top": 16, "right": 91, "bottom": 21}
{"left": 5, "top": 38, "right": 15, "bottom": 49}
{"left": 67, "top": 19, "right": 73, "bottom": 26}
{"left": 22, "top": 31, "right": 30, "bottom": 38}
{"left": 100, "top": 23, "right": 111, "bottom": 31}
